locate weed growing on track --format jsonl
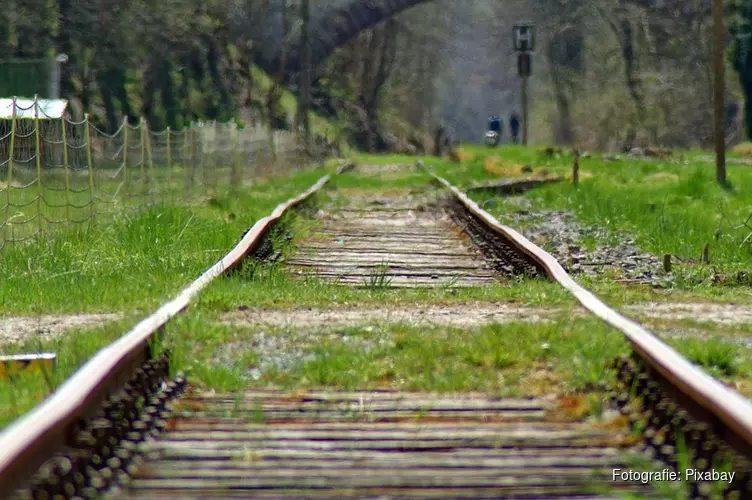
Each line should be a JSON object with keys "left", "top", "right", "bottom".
{"left": 0, "top": 167, "right": 331, "bottom": 315}
{"left": 284, "top": 319, "right": 627, "bottom": 396}
{"left": 164, "top": 313, "right": 632, "bottom": 400}
{"left": 363, "top": 262, "right": 393, "bottom": 289}
{"left": 163, "top": 308, "right": 752, "bottom": 406}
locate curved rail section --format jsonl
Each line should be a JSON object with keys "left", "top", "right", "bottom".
{"left": 431, "top": 171, "right": 752, "bottom": 461}
{"left": 0, "top": 174, "right": 331, "bottom": 498}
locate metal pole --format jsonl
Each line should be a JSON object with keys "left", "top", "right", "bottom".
{"left": 4, "top": 97, "right": 18, "bottom": 244}
{"left": 521, "top": 75, "right": 529, "bottom": 146}
{"left": 61, "top": 114, "right": 71, "bottom": 226}
{"left": 140, "top": 118, "right": 147, "bottom": 207}
{"left": 34, "top": 97, "right": 43, "bottom": 237}
{"left": 84, "top": 114, "right": 96, "bottom": 226}
{"left": 122, "top": 117, "right": 129, "bottom": 204}
{"left": 713, "top": 0, "right": 727, "bottom": 184}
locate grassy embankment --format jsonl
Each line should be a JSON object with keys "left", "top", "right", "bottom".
{"left": 0, "top": 165, "right": 333, "bottom": 428}
{"left": 428, "top": 144, "right": 752, "bottom": 305}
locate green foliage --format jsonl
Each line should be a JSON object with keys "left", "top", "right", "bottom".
{"left": 0, "top": 0, "right": 247, "bottom": 132}
{"left": 163, "top": 314, "right": 629, "bottom": 396}
{"left": 0, "top": 61, "right": 51, "bottom": 97}
{"left": 0, "top": 166, "right": 331, "bottom": 314}
{"left": 674, "top": 338, "right": 739, "bottom": 377}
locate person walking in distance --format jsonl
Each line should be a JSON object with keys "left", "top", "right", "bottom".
{"left": 510, "top": 113, "right": 521, "bottom": 144}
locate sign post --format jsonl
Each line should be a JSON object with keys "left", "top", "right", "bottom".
{"left": 513, "top": 22, "right": 536, "bottom": 146}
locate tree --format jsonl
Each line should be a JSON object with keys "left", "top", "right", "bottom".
{"left": 729, "top": 0, "right": 752, "bottom": 139}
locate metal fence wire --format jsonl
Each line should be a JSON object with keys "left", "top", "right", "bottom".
{"left": 0, "top": 96, "right": 308, "bottom": 250}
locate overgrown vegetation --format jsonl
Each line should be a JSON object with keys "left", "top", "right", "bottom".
{"left": 0, "top": 166, "right": 331, "bottom": 315}
{"left": 163, "top": 312, "right": 629, "bottom": 397}
{"left": 0, "top": 0, "right": 448, "bottom": 152}
{"left": 428, "top": 145, "right": 752, "bottom": 301}
{"left": 161, "top": 309, "right": 752, "bottom": 403}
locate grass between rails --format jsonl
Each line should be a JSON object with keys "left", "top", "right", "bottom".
{"left": 165, "top": 312, "right": 630, "bottom": 398}
{"left": 199, "top": 260, "right": 575, "bottom": 310}
{"left": 6, "top": 149, "right": 752, "bottom": 443}
{"left": 0, "top": 166, "right": 333, "bottom": 315}
{"left": 162, "top": 308, "right": 752, "bottom": 402}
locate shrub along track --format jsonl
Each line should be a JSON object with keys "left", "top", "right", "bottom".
{"left": 2, "top": 163, "right": 752, "bottom": 499}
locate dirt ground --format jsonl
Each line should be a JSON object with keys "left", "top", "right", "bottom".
{"left": 0, "top": 313, "right": 123, "bottom": 345}
{"left": 1, "top": 302, "right": 749, "bottom": 347}
{"left": 221, "top": 301, "right": 752, "bottom": 330}
{"left": 221, "top": 303, "right": 563, "bottom": 329}
{"left": 624, "top": 302, "right": 752, "bottom": 326}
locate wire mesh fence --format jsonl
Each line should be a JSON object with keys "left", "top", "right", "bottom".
{"left": 0, "top": 96, "right": 309, "bottom": 251}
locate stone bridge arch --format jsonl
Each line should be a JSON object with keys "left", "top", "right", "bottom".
{"left": 258, "top": 0, "right": 432, "bottom": 78}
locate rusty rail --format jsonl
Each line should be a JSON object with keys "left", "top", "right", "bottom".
{"left": 0, "top": 174, "right": 331, "bottom": 498}
{"left": 429, "top": 171, "right": 752, "bottom": 460}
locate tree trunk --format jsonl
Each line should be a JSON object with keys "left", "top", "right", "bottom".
{"left": 548, "top": 39, "right": 574, "bottom": 145}
{"left": 297, "top": 0, "right": 312, "bottom": 149}
{"left": 615, "top": 11, "right": 646, "bottom": 149}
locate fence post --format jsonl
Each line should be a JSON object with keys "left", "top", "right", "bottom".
{"left": 202, "top": 122, "right": 210, "bottom": 191}
{"left": 34, "top": 96, "right": 43, "bottom": 238}
{"left": 61, "top": 114, "right": 71, "bottom": 226}
{"left": 184, "top": 124, "right": 192, "bottom": 199}
{"left": 122, "top": 116, "right": 129, "bottom": 207}
{"left": 189, "top": 122, "right": 197, "bottom": 199}
{"left": 3, "top": 97, "right": 18, "bottom": 245}
{"left": 84, "top": 114, "right": 96, "bottom": 227}
{"left": 144, "top": 120, "right": 155, "bottom": 205}
{"left": 166, "top": 126, "right": 172, "bottom": 169}
{"left": 232, "top": 122, "right": 241, "bottom": 190}
{"left": 194, "top": 123, "right": 201, "bottom": 192}
{"left": 139, "top": 118, "right": 147, "bottom": 207}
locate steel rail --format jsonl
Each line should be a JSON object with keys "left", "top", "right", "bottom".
{"left": 0, "top": 174, "right": 331, "bottom": 498}
{"left": 430, "top": 171, "right": 752, "bottom": 459}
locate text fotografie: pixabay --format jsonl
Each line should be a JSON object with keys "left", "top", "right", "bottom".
{"left": 613, "top": 469, "right": 736, "bottom": 484}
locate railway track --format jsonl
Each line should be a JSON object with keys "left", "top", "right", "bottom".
{"left": 3, "top": 162, "right": 752, "bottom": 499}
{"left": 286, "top": 190, "right": 498, "bottom": 287}
{"left": 109, "top": 390, "right": 641, "bottom": 499}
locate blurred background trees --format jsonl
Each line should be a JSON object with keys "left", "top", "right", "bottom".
{"left": 0, "top": 0, "right": 746, "bottom": 151}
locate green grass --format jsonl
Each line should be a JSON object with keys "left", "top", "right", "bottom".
{"left": 671, "top": 337, "right": 741, "bottom": 377}
{"left": 329, "top": 164, "right": 433, "bottom": 192}
{"left": 6, "top": 146, "right": 752, "bottom": 436}
{"left": 0, "top": 164, "right": 336, "bottom": 430}
{"left": 164, "top": 312, "right": 630, "bottom": 400}
{"left": 198, "top": 259, "right": 575, "bottom": 310}
{"left": 406, "top": 145, "right": 752, "bottom": 303}
{"left": 0, "top": 166, "right": 332, "bottom": 315}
